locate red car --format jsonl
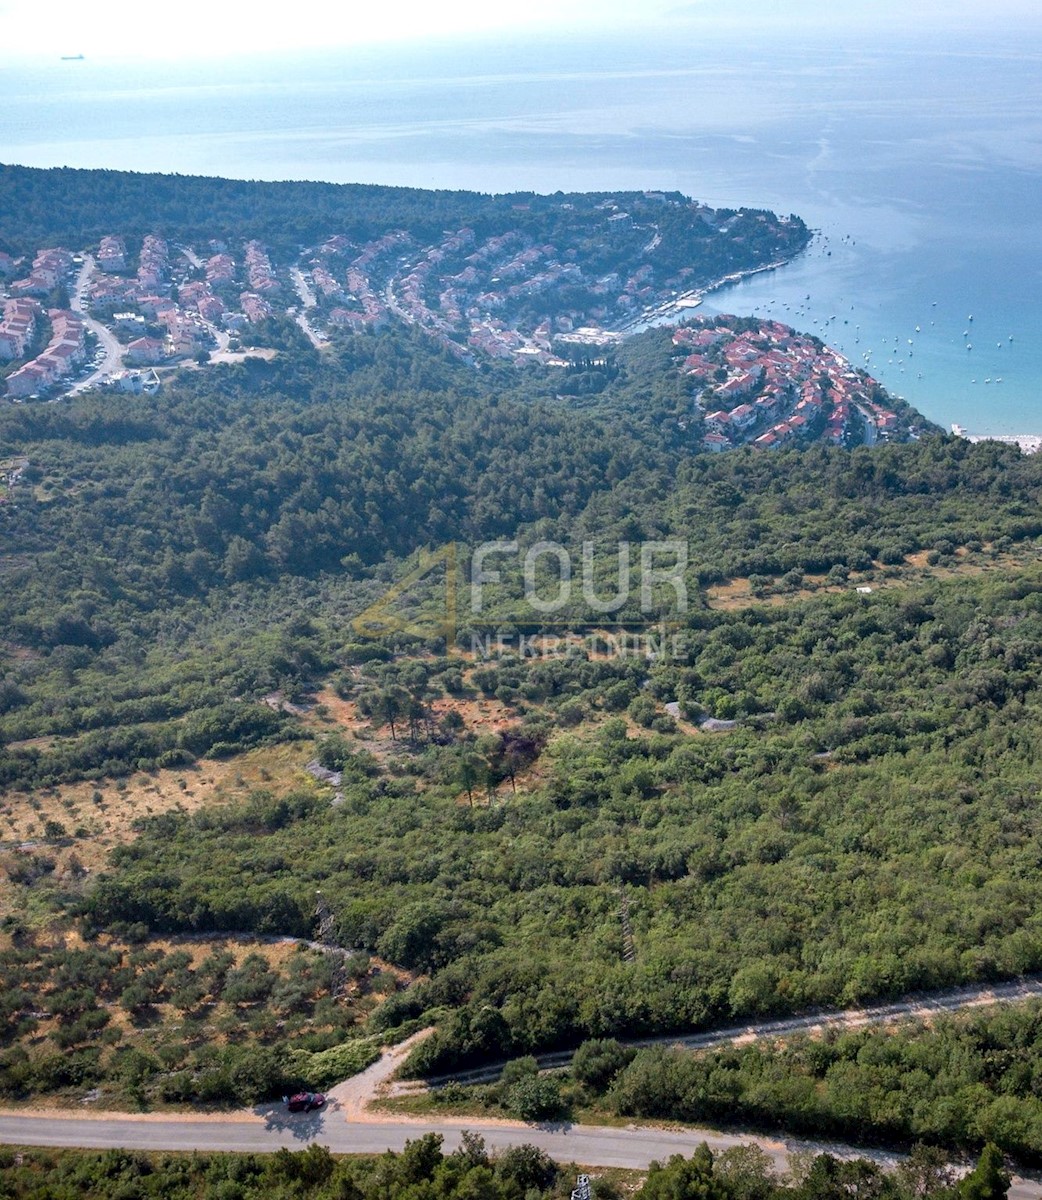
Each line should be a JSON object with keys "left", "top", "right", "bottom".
{"left": 285, "top": 1091, "right": 326, "bottom": 1113}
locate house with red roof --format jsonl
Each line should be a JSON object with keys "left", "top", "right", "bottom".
{"left": 126, "top": 336, "right": 166, "bottom": 365}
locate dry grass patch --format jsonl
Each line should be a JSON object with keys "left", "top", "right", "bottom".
{"left": 705, "top": 577, "right": 846, "bottom": 610}
{"left": 310, "top": 683, "right": 524, "bottom": 752}
{"left": 0, "top": 742, "right": 321, "bottom": 917}
{"left": 704, "top": 544, "right": 1042, "bottom": 612}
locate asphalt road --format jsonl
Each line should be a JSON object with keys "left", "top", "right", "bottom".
{"left": 68, "top": 255, "right": 125, "bottom": 394}
{"left": 5, "top": 979, "right": 1042, "bottom": 1186}
{"left": 0, "top": 1108, "right": 903, "bottom": 1171}
{"left": 2, "top": 1108, "right": 1041, "bottom": 1199}
{"left": 290, "top": 267, "right": 328, "bottom": 348}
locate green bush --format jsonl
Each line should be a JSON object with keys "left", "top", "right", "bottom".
{"left": 571, "top": 1038, "right": 634, "bottom": 1091}
{"left": 506, "top": 1074, "right": 564, "bottom": 1121}
{"left": 292, "top": 1039, "right": 380, "bottom": 1090}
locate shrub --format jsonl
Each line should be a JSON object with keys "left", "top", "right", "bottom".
{"left": 292, "top": 1039, "right": 381, "bottom": 1090}
{"left": 506, "top": 1074, "right": 564, "bottom": 1121}
{"left": 500, "top": 1055, "right": 539, "bottom": 1086}
{"left": 571, "top": 1038, "right": 634, "bottom": 1092}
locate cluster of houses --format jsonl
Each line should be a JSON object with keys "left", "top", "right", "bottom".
{"left": 326, "top": 227, "right": 569, "bottom": 361}
{"left": 306, "top": 237, "right": 353, "bottom": 303}
{"left": 320, "top": 231, "right": 404, "bottom": 334}
{"left": 239, "top": 241, "right": 280, "bottom": 325}
{"left": 97, "top": 235, "right": 127, "bottom": 273}
{"left": 0, "top": 200, "right": 787, "bottom": 393}
{"left": 0, "top": 298, "right": 40, "bottom": 361}
{"left": 137, "top": 234, "right": 168, "bottom": 288}
{"left": 244, "top": 241, "right": 277, "bottom": 294}
{"left": 0, "top": 231, "right": 300, "bottom": 399}
{"left": 0, "top": 210, "right": 911, "bottom": 447}
{"left": 238, "top": 293, "right": 273, "bottom": 324}
{"left": 8, "top": 247, "right": 74, "bottom": 299}
{"left": 674, "top": 318, "right": 903, "bottom": 451}
{"left": 4, "top": 307, "right": 87, "bottom": 398}
{"left": 92, "top": 234, "right": 172, "bottom": 360}
{"left": 0, "top": 248, "right": 90, "bottom": 397}
{"left": 206, "top": 251, "right": 236, "bottom": 287}
{"left": 90, "top": 234, "right": 279, "bottom": 364}
{"left": 302, "top": 218, "right": 687, "bottom": 363}
{"left": 92, "top": 233, "right": 222, "bottom": 357}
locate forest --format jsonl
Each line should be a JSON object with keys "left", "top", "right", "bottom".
{"left": 0, "top": 163, "right": 808, "bottom": 274}
{"left": 9, "top": 557, "right": 1042, "bottom": 1117}
{"left": 1, "top": 325, "right": 1040, "bottom": 788}
{"left": 598, "top": 1002, "right": 1042, "bottom": 1164}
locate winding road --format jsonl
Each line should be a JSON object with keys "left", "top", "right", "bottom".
{"left": 5, "top": 980, "right": 1042, "bottom": 1192}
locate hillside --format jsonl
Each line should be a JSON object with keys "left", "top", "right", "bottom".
{"left": 2, "top": 174, "right": 1042, "bottom": 1158}
{"left": 1, "top": 320, "right": 1042, "bottom": 1124}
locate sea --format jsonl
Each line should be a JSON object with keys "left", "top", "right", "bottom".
{"left": 2, "top": 23, "right": 1042, "bottom": 436}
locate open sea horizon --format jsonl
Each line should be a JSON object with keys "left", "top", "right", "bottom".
{"left": 3, "top": 25, "right": 1041, "bottom": 436}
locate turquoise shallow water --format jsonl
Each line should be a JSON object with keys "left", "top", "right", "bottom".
{"left": 2, "top": 27, "right": 1041, "bottom": 434}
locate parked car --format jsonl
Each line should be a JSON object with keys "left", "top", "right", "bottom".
{"left": 285, "top": 1091, "right": 326, "bottom": 1113}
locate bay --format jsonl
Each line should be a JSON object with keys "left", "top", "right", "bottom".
{"left": 2, "top": 26, "right": 1040, "bottom": 434}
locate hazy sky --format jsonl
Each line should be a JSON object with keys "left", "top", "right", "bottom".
{"left": 1, "top": 0, "right": 1038, "bottom": 61}
{"left": 4, "top": 0, "right": 635, "bottom": 59}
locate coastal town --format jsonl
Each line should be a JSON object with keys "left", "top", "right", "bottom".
{"left": 673, "top": 316, "right": 923, "bottom": 450}
{"left": 0, "top": 207, "right": 921, "bottom": 450}
{"left": 0, "top": 193, "right": 808, "bottom": 400}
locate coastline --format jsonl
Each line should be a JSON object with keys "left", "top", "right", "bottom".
{"left": 952, "top": 424, "right": 1041, "bottom": 454}
{"left": 617, "top": 257, "right": 793, "bottom": 337}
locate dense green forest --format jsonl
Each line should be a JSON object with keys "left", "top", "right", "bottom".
{"left": 0, "top": 164, "right": 808, "bottom": 274}
{"left": 595, "top": 1002, "right": 1042, "bottom": 1164}
{"left": 6, "top": 321, "right": 1042, "bottom": 1122}
{"left": 52, "top": 573, "right": 1042, "bottom": 1074}
{"left": 0, "top": 1138, "right": 1018, "bottom": 1200}
{"left": 8, "top": 561, "right": 1042, "bottom": 1108}
{"left": 2, "top": 327, "right": 1040, "bottom": 787}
